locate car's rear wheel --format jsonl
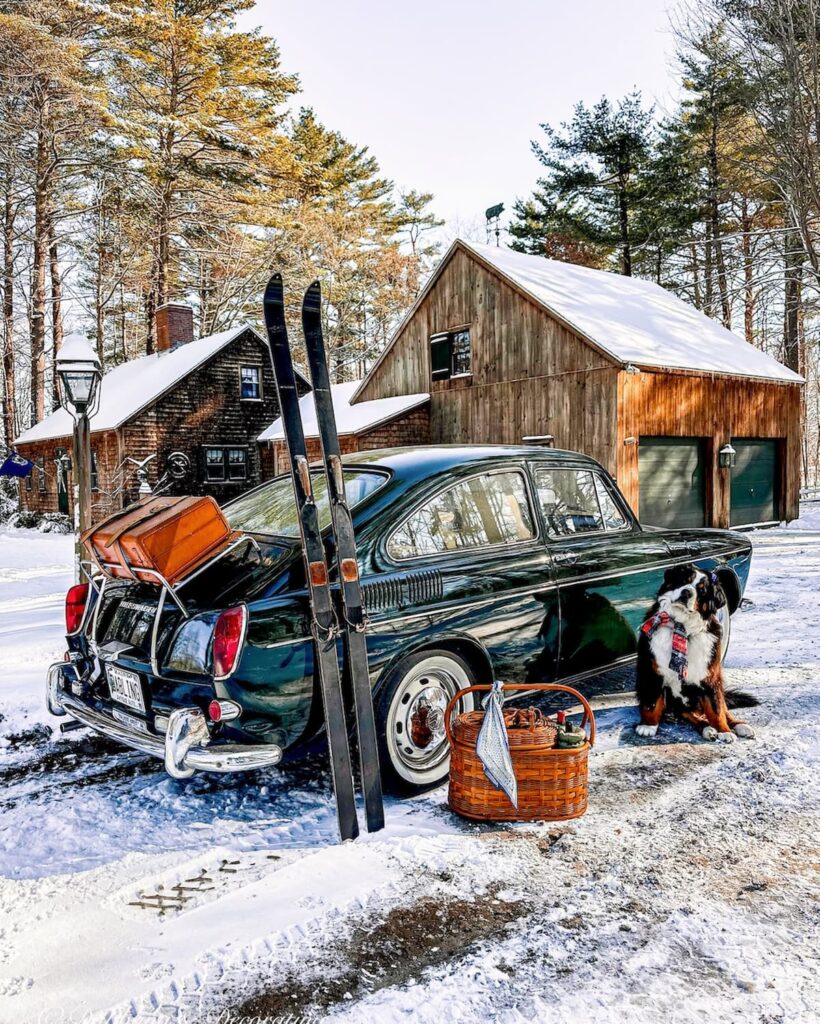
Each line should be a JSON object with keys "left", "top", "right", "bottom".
{"left": 376, "top": 649, "right": 477, "bottom": 795}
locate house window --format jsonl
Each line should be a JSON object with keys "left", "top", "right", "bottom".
{"left": 37, "top": 456, "right": 46, "bottom": 493}
{"left": 430, "top": 328, "right": 471, "bottom": 381}
{"left": 204, "top": 447, "right": 248, "bottom": 482}
{"left": 240, "top": 365, "right": 262, "bottom": 400}
{"left": 91, "top": 450, "right": 99, "bottom": 492}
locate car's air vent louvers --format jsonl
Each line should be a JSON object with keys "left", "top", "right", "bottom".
{"left": 406, "top": 569, "right": 443, "bottom": 605}
{"left": 362, "top": 577, "right": 404, "bottom": 613}
{"left": 362, "top": 570, "right": 443, "bottom": 613}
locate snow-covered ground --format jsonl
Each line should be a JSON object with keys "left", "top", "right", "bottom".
{"left": 0, "top": 516, "right": 818, "bottom": 1024}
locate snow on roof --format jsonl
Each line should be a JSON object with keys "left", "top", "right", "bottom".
{"left": 461, "top": 240, "right": 802, "bottom": 383}
{"left": 258, "top": 381, "right": 429, "bottom": 442}
{"left": 15, "top": 324, "right": 265, "bottom": 445}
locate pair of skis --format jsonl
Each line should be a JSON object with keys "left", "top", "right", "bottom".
{"left": 262, "top": 274, "right": 384, "bottom": 841}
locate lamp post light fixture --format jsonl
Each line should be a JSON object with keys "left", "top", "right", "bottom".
{"left": 57, "top": 335, "right": 102, "bottom": 581}
{"left": 719, "top": 443, "right": 737, "bottom": 470}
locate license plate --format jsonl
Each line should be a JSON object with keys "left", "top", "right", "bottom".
{"left": 112, "top": 707, "right": 150, "bottom": 735}
{"left": 107, "top": 665, "right": 146, "bottom": 713}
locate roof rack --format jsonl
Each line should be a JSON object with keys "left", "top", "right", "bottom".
{"left": 80, "top": 534, "right": 260, "bottom": 676}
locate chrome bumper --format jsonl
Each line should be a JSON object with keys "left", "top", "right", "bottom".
{"left": 46, "top": 663, "right": 283, "bottom": 779}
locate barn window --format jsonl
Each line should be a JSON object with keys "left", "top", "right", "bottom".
{"left": 240, "top": 365, "right": 262, "bottom": 400}
{"left": 430, "top": 328, "right": 471, "bottom": 381}
{"left": 204, "top": 447, "right": 248, "bottom": 482}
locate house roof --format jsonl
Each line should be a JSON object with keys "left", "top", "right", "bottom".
{"left": 258, "top": 381, "right": 429, "bottom": 442}
{"left": 15, "top": 325, "right": 288, "bottom": 446}
{"left": 354, "top": 240, "right": 802, "bottom": 399}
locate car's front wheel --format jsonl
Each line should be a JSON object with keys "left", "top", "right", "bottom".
{"left": 376, "top": 649, "right": 477, "bottom": 795}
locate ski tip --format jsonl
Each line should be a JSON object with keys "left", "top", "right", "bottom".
{"left": 263, "top": 272, "right": 284, "bottom": 304}
{"left": 303, "top": 280, "right": 321, "bottom": 308}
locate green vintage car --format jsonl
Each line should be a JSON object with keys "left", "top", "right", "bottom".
{"left": 47, "top": 445, "right": 752, "bottom": 793}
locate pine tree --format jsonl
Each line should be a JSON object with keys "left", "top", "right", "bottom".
{"left": 509, "top": 92, "right": 656, "bottom": 275}
{"left": 107, "top": 0, "right": 298, "bottom": 351}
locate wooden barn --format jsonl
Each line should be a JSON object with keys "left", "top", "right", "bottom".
{"left": 14, "top": 304, "right": 300, "bottom": 519}
{"left": 353, "top": 240, "right": 803, "bottom": 529}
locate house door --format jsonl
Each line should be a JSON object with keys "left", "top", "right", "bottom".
{"left": 731, "top": 439, "right": 779, "bottom": 526}
{"left": 638, "top": 437, "right": 706, "bottom": 529}
{"left": 55, "top": 449, "right": 70, "bottom": 515}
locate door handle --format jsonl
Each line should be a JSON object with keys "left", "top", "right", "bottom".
{"left": 552, "top": 552, "right": 579, "bottom": 566}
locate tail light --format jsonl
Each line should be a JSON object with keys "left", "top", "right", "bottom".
{"left": 65, "top": 583, "right": 89, "bottom": 634}
{"left": 213, "top": 605, "right": 247, "bottom": 679}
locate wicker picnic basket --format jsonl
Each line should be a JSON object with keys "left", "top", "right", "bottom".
{"left": 444, "top": 683, "right": 595, "bottom": 823}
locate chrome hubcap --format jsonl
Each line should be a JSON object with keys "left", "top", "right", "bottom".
{"left": 386, "top": 656, "right": 472, "bottom": 784}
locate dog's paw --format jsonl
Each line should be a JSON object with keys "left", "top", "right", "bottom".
{"left": 717, "top": 730, "right": 735, "bottom": 744}
{"left": 635, "top": 723, "right": 658, "bottom": 738}
{"left": 701, "top": 725, "right": 719, "bottom": 741}
{"left": 733, "top": 723, "right": 756, "bottom": 739}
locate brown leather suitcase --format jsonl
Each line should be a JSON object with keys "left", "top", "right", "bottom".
{"left": 82, "top": 496, "right": 238, "bottom": 586}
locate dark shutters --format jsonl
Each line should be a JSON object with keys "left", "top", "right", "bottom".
{"left": 430, "top": 329, "right": 471, "bottom": 381}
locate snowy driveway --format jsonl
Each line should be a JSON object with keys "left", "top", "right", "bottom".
{"left": 0, "top": 521, "right": 817, "bottom": 1024}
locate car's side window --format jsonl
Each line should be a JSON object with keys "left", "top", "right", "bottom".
{"left": 594, "top": 474, "right": 628, "bottom": 531}
{"left": 536, "top": 468, "right": 604, "bottom": 537}
{"left": 536, "top": 468, "right": 629, "bottom": 538}
{"left": 387, "top": 471, "right": 535, "bottom": 560}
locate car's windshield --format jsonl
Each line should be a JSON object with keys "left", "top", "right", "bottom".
{"left": 225, "top": 469, "right": 387, "bottom": 537}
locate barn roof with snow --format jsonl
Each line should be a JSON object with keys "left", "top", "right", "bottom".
{"left": 355, "top": 240, "right": 801, "bottom": 399}
{"left": 15, "top": 324, "right": 300, "bottom": 445}
{"left": 259, "top": 381, "right": 429, "bottom": 442}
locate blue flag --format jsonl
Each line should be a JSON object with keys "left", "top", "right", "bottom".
{"left": 0, "top": 452, "right": 34, "bottom": 478}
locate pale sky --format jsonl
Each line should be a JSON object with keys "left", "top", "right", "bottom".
{"left": 243, "top": 0, "right": 683, "bottom": 234}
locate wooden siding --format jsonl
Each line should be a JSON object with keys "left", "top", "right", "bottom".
{"left": 617, "top": 369, "right": 802, "bottom": 526}
{"left": 356, "top": 248, "right": 620, "bottom": 471}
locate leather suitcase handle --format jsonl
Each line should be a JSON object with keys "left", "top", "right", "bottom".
{"left": 444, "top": 683, "right": 595, "bottom": 748}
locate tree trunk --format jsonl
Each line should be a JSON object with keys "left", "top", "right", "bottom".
{"left": 783, "top": 228, "right": 802, "bottom": 374}
{"left": 707, "top": 89, "right": 731, "bottom": 329}
{"left": 617, "top": 171, "right": 631, "bottom": 276}
{"left": 690, "top": 240, "right": 702, "bottom": 309}
{"left": 741, "top": 199, "right": 755, "bottom": 344}
{"left": 2, "top": 171, "right": 16, "bottom": 445}
{"left": 48, "top": 213, "right": 63, "bottom": 411}
{"left": 30, "top": 116, "right": 49, "bottom": 425}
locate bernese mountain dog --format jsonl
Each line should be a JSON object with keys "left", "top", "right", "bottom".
{"left": 635, "top": 564, "right": 757, "bottom": 743}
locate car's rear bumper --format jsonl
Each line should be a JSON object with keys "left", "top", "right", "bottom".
{"left": 46, "top": 663, "right": 283, "bottom": 779}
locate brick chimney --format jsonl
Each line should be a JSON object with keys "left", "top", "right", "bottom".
{"left": 156, "top": 303, "right": 194, "bottom": 353}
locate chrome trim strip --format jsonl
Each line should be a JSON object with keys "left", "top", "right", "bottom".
{"left": 366, "top": 551, "right": 748, "bottom": 630}
{"left": 253, "top": 547, "right": 752, "bottom": 645}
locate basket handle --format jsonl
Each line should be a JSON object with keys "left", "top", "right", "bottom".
{"left": 443, "top": 683, "right": 596, "bottom": 748}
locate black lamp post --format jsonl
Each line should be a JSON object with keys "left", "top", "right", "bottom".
{"left": 57, "top": 336, "right": 102, "bottom": 581}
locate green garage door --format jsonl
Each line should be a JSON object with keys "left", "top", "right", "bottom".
{"left": 639, "top": 437, "right": 706, "bottom": 529}
{"left": 731, "top": 439, "right": 778, "bottom": 526}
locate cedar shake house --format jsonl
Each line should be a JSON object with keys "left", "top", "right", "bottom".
{"left": 14, "top": 304, "right": 300, "bottom": 518}
{"left": 350, "top": 240, "right": 803, "bottom": 529}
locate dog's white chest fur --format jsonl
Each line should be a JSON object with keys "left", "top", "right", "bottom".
{"left": 649, "top": 621, "right": 716, "bottom": 696}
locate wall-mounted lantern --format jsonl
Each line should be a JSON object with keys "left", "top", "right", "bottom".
{"left": 719, "top": 443, "right": 737, "bottom": 469}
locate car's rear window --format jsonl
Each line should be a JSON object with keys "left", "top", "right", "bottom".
{"left": 225, "top": 469, "right": 387, "bottom": 537}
